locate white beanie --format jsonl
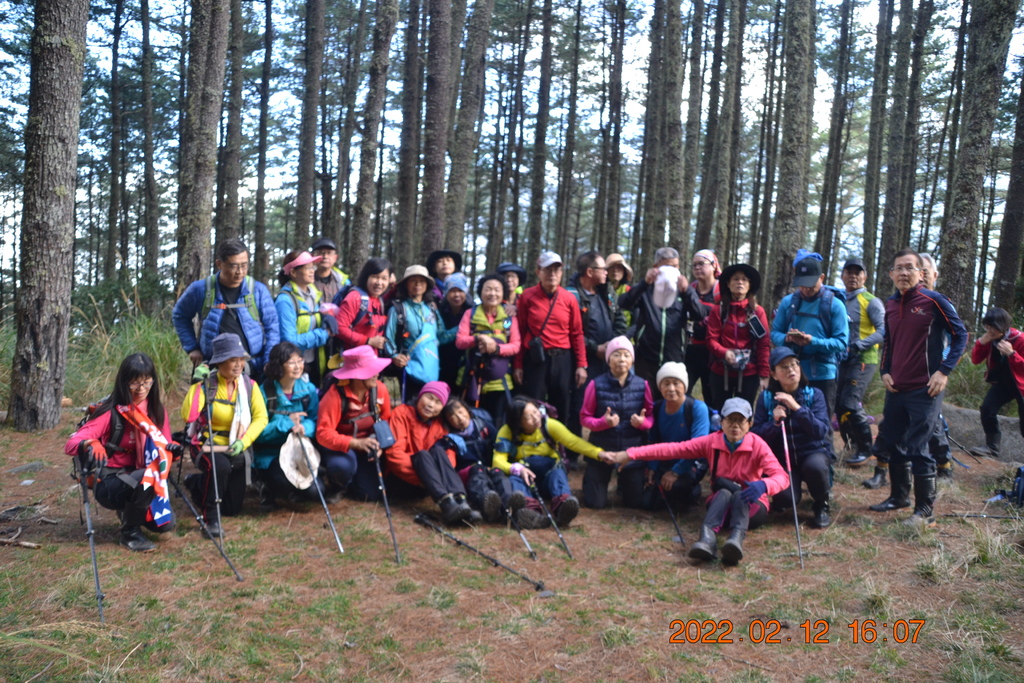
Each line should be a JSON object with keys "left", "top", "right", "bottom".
{"left": 656, "top": 362, "right": 689, "bottom": 390}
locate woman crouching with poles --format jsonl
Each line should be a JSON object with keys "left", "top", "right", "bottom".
{"left": 602, "top": 398, "right": 789, "bottom": 565}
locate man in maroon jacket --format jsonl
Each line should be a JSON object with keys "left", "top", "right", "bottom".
{"left": 512, "top": 251, "right": 588, "bottom": 424}
{"left": 869, "top": 248, "right": 967, "bottom": 527}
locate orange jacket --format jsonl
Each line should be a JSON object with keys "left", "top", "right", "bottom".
{"left": 316, "top": 380, "right": 392, "bottom": 452}
{"left": 385, "top": 403, "right": 454, "bottom": 486}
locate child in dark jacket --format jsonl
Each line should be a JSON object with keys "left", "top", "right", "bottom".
{"left": 579, "top": 336, "right": 654, "bottom": 508}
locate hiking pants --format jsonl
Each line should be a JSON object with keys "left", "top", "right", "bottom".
{"left": 95, "top": 468, "right": 176, "bottom": 532}
{"left": 192, "top": 448, "right": 247, "bottom": 520}
{"left": 411, "top": 444, "right": 467, "bottom": 502}
{"left": 510, "top": 455, "right": 570, "bottom": 501}
{"left": 771, "top": 449, "right": 831, "bottom": 509}
{"left": 836, "top": 359, "right": 876, "bottom": 452}
{"left": 980, "top": 381, "right": 1024, "bottom": 440}
{"left": 317, "top": 445, "right": 358, "bottom": 492}
{"left": 704, "top": 489, "right": 767, "bottom": 533}
{"left": 520, "top": 349, "right": 574, "bottom": 423}
{"left": 878, "top": 388, "right": 942, "bottom": 476}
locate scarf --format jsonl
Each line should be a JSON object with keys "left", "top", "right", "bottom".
{"left": 117, "top": 404, "right": 173, "bottom": 526}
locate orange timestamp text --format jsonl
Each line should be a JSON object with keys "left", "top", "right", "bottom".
{"left": 668, "top": 618, "right": 925, "bottom": 644}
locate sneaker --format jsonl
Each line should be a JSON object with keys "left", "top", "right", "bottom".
{"left": 465, "top": 509, "right": 484, "bottom": 524}
{"left": 481, "top": 490, "right": 502, "bottom": 522}
{"left": 439, "top": 495, "right": 472, "bottom": 525}
{"left": 845, "top": 452, "right": 870, "bottom": 466}
{"left": 508, "top": 490, "right": 527, "bottom": 513}
{"left": 515, "top": 508, "right": 550, "bottom": 530}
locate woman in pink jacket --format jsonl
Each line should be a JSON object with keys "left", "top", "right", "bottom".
{"left": 603, "top": 397, "right": 788, "bottom": 566}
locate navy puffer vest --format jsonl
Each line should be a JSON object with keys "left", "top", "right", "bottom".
{"left": 589, "top": 372, "right": 648, "bottom": 451}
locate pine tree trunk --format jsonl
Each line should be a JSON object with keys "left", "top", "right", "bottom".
{"left": 693, "top": 0, "right": 726, "bottom": 251}
{"left": 254, "top": 0, "right": 272, "bottom": 283}
{"left": 350, "top": 0, "right": 399, "bottom": 268}
{"left": 862, "top": 0, "right": 893, "bottom": 288}
{"left": 141, "top": 0, "right": 160, "bottom": 279}
{"left": 896, "top": 0, "right": 934, "bottom": 245}
{"left": 106, "top": 0, "right": 125, "bottom": 281}
{"left": 525, "top": 0, "right": 554, "bottom": 271}
{"left": 714, "top": 0, "right": 744, "bottom": 254}
{"left": 603, "top": 0, "right": 625, "bottom": 254}
{"left": 938, "top": 0, "right": 1019, "bottom": 324}
{"left": 9, "top": 0, "right": 88, "bottom": 430}
{"left": 419, "top": 0, "right": 454, "bottom": 260}
{"left": 294, "top": 0, "right": 325, "bottom": 248}
{"left": 675, "top": 0, "right": 702, "bottom": 255}
{"left": 815, "top": 0, "right": 851, "bottom": 264}
{"left": 176, "top": 0, "right": 231, "bottom": 290}
{"left": 217, "top": 0, "right": 244, "bottom": 245}
{"left": 396, "top": 0, "right": 424, "bottom": 270}
{"left": 554, "top": 0, "right": 583, "bottom": 260}
{"left": 992, "top": 66, "right": 1024, "bottom": 310}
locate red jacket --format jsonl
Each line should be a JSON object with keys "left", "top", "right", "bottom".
{"left": 706, "top": 299, "right": 770, "bottom": 378}
{"left": 971, "top": 328, "right": 1024, "bottom": 395}
{"left": 316, "top": 380, "right": 392, "bottom": 452}
{"left": 385, "top": 403, "right": 454, "bottom": 487}
{"left": 334, "top": 288, "right": 388, "bottom": 350}
{"left": 513, "top": 285, "right": 587, "bottom": 370}
{"left": 627, "top": 431, "right": 789, "bottom": 510}
{"left": 65, "top": 400, "right": 172, "bottom": 471}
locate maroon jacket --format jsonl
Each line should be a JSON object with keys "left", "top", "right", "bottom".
{"left": 706, "top": 299, "right": 770, "bottom": 378}
{"left": 879, "top": 284, "right": 968, "bottom": 392}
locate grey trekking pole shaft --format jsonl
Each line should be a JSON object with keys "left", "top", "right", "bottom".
{"left": 300, "top": 439, "right": 343, "bottom": 554}
{"left": 372, "top": 449, "right": 401, "bottom": 564}
{"left": 76, "top": 461, "right": 105, "bottom": 622}
{"left": 168, "top": 472, "right": 244, "bottom": 581}
{"left": 203, "top": 380, "right": 225, "bottom": 545}
{"left": 529, "top": 483, "right": 573, "bottom": 560}
{"left": 780, "top": 418, "right": 805, "bottom": 569}
{"left": 658, "top": 484, "right": 686, "bottom": 546}
{"left": 506, "top": 504, "right": 538, "bottom": 560}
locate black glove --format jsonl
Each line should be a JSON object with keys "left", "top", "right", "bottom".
{"left": 321, "top": 315, "right": 339, "bottom": 335}
{"left": 77, "top": 439, "right": 106, "bottom": 471}
{"left": 167, "top": 442, "right": 184, "bottom": 459}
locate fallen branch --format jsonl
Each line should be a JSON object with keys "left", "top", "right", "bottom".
{"left": 0, "top": 527, "right": 41, "bottom": 549}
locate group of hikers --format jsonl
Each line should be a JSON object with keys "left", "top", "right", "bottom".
{"left": 66, "top": 237, "right": 1024, "bottom": 567}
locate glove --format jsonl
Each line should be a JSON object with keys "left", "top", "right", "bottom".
{"left": 192, "top": 363, "right": 211, "bottom": 383}
{"left": 78, "top": 439, "right": 107, "bottom": 471}
{"left": 444, "top": 434, "right": 467, "bottom": 456}
{"left": 167, "top": 442, "right": 184, "bottom": 460}
{"left": 227, "top": 440, "right": 246, "bottom": 457}
{"left": 739, "top": 480, "right": 767, "bottom": 504}
{"left": 321, "top": 314, "right": 339, "bottom": 335}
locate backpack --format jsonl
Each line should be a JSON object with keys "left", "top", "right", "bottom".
{"left": 264, "top": 385, "right": 313, "bottom": 415}
{"left": 201, "top": 275, "right": 261, "bottom": 322}
{"left": 762, "top": 385, "right": 815, "bottom": 415}
{"left": 282, "top": 285, "right": 322, "bottom": 328}
{"left": 332, "top": 284, "right": 373, "bottom": 329}
{"left": 389, "top": 299, "right": 440, "bottom": 354}
{"left": 71, "top": 399, "right": 126, "bottom": 488}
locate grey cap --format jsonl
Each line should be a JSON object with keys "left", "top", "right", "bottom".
{"left": 720, "top": 397, "right": 753, "bottom": 420}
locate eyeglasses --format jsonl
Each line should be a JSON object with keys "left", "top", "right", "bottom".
{"left": 890, "top": 266, "right": 919, "bottom": 273}
{"left": 223, "top": 262, "right": 250, "bottom": 273}
{"left": 312, "top": 249, "right": 334, "bottom": 256}
{"left": 775, "top": 361, "right": 800, "bottom": 372}
{"left": 284, "top": 360, "right": 305, "bottom": 368}
{"left": 129, "top": 380, "right": 154, "bottom": 390}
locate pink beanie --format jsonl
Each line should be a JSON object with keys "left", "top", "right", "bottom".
{"left": 419, "top": 381, "right": 451, "bottom": 405}
{"left": 605, "top": 335, "right": 635, "bottom": 364}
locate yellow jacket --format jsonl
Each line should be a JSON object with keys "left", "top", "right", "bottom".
{"left": 182, "top": 374, "right": 269, "bottom": 449}
{"left": 492, "top": 417, "right": 601, "bottom": 474}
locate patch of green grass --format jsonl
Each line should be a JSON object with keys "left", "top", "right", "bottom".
{"left": 422, "top": 585, "right": 457, "bottom": 611}
{"left": 600, "top": 624, "right": 637, "bottom": 648}
{"left": 394, "top": 578, "right": 418, "bottom": 594}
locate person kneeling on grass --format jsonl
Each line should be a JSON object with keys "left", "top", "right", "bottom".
{"left": 602, "top": 398, "right": 789, "bottom": 565}
{"left": 579, "top": 336, "right": 654, "bottom": 509}
{"left": 493, "top": 398, "right": 606, "bottom": 529}
{"left": 386, "top": 382, "right": 478, "bottom": 524}
{"left": 442, "top": 398, "right": 519, "bottom": 523}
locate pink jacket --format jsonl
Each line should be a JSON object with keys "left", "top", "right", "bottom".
{"left": 627, "top": 431, "right": 789, "bottom": 509}
{"left": 455, "top": 307, "right": 521, "bottom": 355}
{"left": 65, "top": 401, "right": 172, "bottom": 471}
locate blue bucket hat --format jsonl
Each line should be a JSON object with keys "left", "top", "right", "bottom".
{"left": 443, "top": 272, "right": 470, "bottom": 294}
{"left": 209, "top": 333, "right": 250, "bottom": 365}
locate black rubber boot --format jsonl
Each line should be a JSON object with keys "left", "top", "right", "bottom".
{"left": 439, "top": 493, "right": 472, "bottom": 524}
{"left": 721, "top": 529, "right": 746, "bottom": 565}
{"left": 970, "top": 433, "right": 1001, "bottom": 459}
{"left": 862, "top": 466, "right": 887, "bottom": 490}
{"left": 687, "top": 526, "right": 718, "bottom": 561}
{"left": 811, "top": 500, "right": 831, "bottom": 528}
{"left": 869, "top": 462, "right": 911, "bottom": 511}
{"left": 903, "top": 474, "right": 937, "bottom": 527}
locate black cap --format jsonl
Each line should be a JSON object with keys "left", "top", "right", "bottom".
{"left": 842, "top": 257, "right": 866, "bottom": 272}
{"left": 310, "top": 237, "right": 337, "bottom": 252}
{"left": 793, "top": 257, "right": 823, "bottom": 288}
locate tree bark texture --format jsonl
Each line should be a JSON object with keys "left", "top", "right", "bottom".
{"left": 676, "top": 0, "right": 703, "bottom": 256}
{"left": 217, "top": 0, "right": 244, "bottom": 246}
{"left": 294, "top": 0, "right": 325, "bottom": 248}
{"left": 141, "top": 0, "right": 160, "bottom": 276}
{"left": 992, "top": 66, "right": 1024, "bottom": 310}
{"left": 106, "top": 0, "right": 125, "bottom": 281}
{"left": 419, "top": 0, "right": 454, "bottom": 260}
{"left": 525, "top": 0, "right": 553, "bottom": 273}
{"left": 254, "top": 0, "right": 272, "bottom": 283}
{"left": 396, "top": 0, "right": 424, "bottom": 270}
{"left": 862, "top": 0, "right": 893, "bottom": 288}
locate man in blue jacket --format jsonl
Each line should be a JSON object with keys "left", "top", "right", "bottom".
{"left": 172, "top": 238, "right": 279, "bottom": 381}
{"left": 770, "top": 251, "right": 849, "bottom": 418}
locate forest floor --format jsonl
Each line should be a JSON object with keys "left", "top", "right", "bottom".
{"left": 2, "top": 410, "right": 1024, "bottom": 682}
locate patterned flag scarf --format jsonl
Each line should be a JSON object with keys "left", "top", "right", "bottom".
{"left": 116, "top": 404, "right": 173, "bottom": 527}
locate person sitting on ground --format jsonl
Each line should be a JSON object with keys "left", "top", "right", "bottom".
{"left": 66, "top": 353, "right": 181, "bottom": 552}
{"left": 579, "top": 336, "right": 654, "bottom": 509}
{"left": 334, "top": 257, "right": 391, "bottom": 355}
{"left": 497, "top": 261, "right": 527, "bottom": 307}
{"left": 426, "top": 249, "right": 462, "bottom": 300}
{"left": 644, "top": 362, "right": 710, "bottom": 511}
{"left": 254, "top": 342, "right": 321, "bottom": 510}
{"left": 602, "top": 398, "right": 789, "bottom": 566}
{"left": 706, "top": 263, "right": 770, "bottom": 411}
{"left": 386, "top": 265, "right": 441, "bottom": 402}
{"left": 456, "top": 273, "right": 521, "bottom": 426}
{"left": 493, "top": 398, "right": 604, "bottom": 529}
{"left": 438, "top": 273, "right": 471, "bottom": 392}
{"left": 970, "top": 307, "right": 1024, "bottom": 458}
{"left": 275, "top": 249, "right": 337, "bottom": 387}
{"left": 442, "top": 398, "right": 519, "bottom": 523}
{"left": 182, "top": 333, "right": 270, "bottom": 539}
{"left": 315, "top": 345, "right": 393, "bottom": 502}
{"left": 752, "top": 347, "right": 834, "bottom": 528}
{"left": 386, "top": 382, "right": 478, "bottom": 524}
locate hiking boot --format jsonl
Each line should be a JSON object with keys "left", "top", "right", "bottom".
{"left": 481, "top": 490, "right": 502, "bottom": 523}
{"left": 862, "top": 466, "right": 887, "bottom": 490}
{"left": 869, "top": 462, "right": 911, "bottom": 511}
{"left": 465, "top": 509, "right": 484, "bottom": 524}
{"left": 515, "top": 508, "right": 550, "bottom": 530}
{"left": 969, "top": 434, "right": 1001, "bottom": 459}
{"left": 202, "top": 520, "right": 223, "bottom": 540}
{"left": 845, "top": 451, "right": 870, "bottom": 466}
{"left": 721, "top": 528, "right": 746, "bottom": 566}
{"left": 120, "top": 527, "right": 156, "bottom": 553}
{"left": 902, "top": 474, "right": 937, "bottom": 528}
{"left": 257, "top": 482, "right": 278, "bottom": 512}
{"left": 439, "top": 494, "right": 472, "bottom": 525}
{"left": 508, "top": 490, "right": 527, "bottom": 514}
{"left": 687, "top": 526, "right": 717, "bottom": 561}
{"left": 811, "top": 501, "right": 831, "bottom": 529}
{"left": 552, "top": 494, "right": 580, "bottom": 527}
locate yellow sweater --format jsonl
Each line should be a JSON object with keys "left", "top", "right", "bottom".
{"left": 492, "top": 418, "right": 601, "bottom": 474}
{"left": 182, "top": 375, "right": 269, "bottom": 449}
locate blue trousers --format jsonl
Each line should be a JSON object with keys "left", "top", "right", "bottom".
{"left": 878, "top": 387, "right": 942, "bottom": 476}
{"left": 510, "top": 455, "right": 570, "bottom": 500}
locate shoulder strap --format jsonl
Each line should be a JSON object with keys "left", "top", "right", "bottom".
{"left": 243, "top": 276, "right": 260, "bottom": 322}
{"left": 201, "top": 274, "right": 218, "bottom": 320}
{"left": 818, "top": 287, "right": 834, "bottom": 331}
{"left": 683, "top": 395, "right": 694, "bottom": 431}
{"left": 532, "top": 289, "right": 560, "bottom": 339}
{"left": 104, "top": 409, "right": 126, "bottom": 453}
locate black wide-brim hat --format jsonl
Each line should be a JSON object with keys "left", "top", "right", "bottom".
{"left": 426, "top": 250, "right": 463, "bottom": 277}
{"left": 718, "top": 263, "right": 761, "bottom": 297}
{"left": 496, "top": 262, "right": 528, "bottom": 282}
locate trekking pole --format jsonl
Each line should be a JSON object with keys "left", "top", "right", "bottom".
{"left": 167, "top": 473, "right": 245, "bottom": 581}
{"left": 203, "top": 379, "right": 225, "bottom": 545}
{"left": 372, "top": 449, "right": 401, "bottom": 564}
{"left": 529, "top": 483, "right": 573, "bottom": 560}
{"left": 945, "top": 432, "right": 981, "bottom": 463}
{"left": 658, "top": 485, "right": 686, "bottom": 547}
{"left": 299, "top": 438, "right": 343, "bottom": 555}
{"left": 941, "top": 513, "right": 1018, "bottom": 520}
{"left": 506, "top": 504, "right": 538, "bottom": 560}
{"left": 414, "top": 513, "right": 546, "bottom": 591}
{"left": 780, "top": 419, "right": 805, "bottom": 569}
{"left": 74, "top": 460, "right": 105, "bottom": 622}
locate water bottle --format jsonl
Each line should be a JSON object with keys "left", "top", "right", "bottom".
{"left": 710, "top": 410, "right": 721, "bottom": 432}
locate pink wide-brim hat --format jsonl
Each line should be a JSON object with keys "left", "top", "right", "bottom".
{"left": 329, "top": 345, "right": 392, "bottom": 381}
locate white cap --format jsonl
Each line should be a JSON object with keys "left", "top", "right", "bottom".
{"left": 537, "top": 251, "right": 563, "bottom": 268}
